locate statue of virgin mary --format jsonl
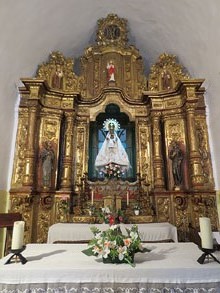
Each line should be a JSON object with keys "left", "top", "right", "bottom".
{"left": 95, "top": 119, "right": 130, "bottom": 171}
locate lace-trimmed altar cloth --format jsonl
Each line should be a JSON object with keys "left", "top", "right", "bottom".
{"left": 0, "top": 243, "right": 220, "bottom": 292}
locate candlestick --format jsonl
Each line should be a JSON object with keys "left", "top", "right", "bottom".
{"left": 91, "top": 190, "right": 94, "bottom": 205}
{"left": 127, "top": 191, "right": 129, "bottom": 206}
{"left": 11, "top": 221, "right": 25, "bottom": 250}
{"left": 199, "top": 217, "right": 213, "bottom": 249}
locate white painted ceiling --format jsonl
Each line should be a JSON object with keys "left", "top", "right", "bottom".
{"left": 1, "top": 0, "right": 220, "bottom": 189}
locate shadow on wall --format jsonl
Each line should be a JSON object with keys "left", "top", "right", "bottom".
{"left": 216, "top": 191, "right": 220, "bottom": 228}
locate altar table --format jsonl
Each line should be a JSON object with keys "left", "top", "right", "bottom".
{"left": 47, "top": 222, "right": 178, "bottom": 243}
{"left": 0, "top": 243, "right": 220, "bottom": 292}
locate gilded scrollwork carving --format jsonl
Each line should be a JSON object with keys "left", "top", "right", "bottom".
{"left": 10, "top": 194, "right": 33, "bottom": 244}
{"left": 36, "top": 193, "right": 55, "bottom": 243}
{"left": 148, "top": 53, "right": 190, "bottom": 92}
{"left": 11, "top": 110, "right": 28, "bottom": 187}
{"left": 96, "top": 14, "right": 128, "bottom": 47}
{"left": 36, "top": 51, "right": 79, "bottom": 91}
{"left": 195, "top": 120, "right": 214, "bottom": 188}
{"left": 138, "top": 125, "right": 150, "bottom": 184}
{"left": 40, "top": 194, "right": 54, "bottom": 209}
{"left": 191, "top": 194, "right": 218, "bottom": 230}
{"left": 166, "top": 121, "right": 184, "bottom": 143}
{"left": 37, "top": 210, "right": 51, "bottom": 243}
{"left": 53, "top": 195, "right": 71, "bottom": 223}
{"left": 156, "top": 197, "right": 171, "bottom": 222}
{"left": 173, "top": 195, "right": 189, "bottom": 241}
{"left": 43, "top": 119, "right": 58, "bottom": 140}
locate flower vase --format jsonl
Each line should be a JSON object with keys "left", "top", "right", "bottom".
{"left": 102, "top": 254, "right": 134, "bottom": 264}
{"left": 134, "top": 210, "right": 140, "bottom": 216}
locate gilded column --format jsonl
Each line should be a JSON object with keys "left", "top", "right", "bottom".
{"left": 23, "top": 86, "right": 40, "bottom": 187}
{"left": 151, "top": 112, "right": 165, "bottom": 190}
{"left": 60, "top": 111, "right": 74, "bottom": 190}
{"left": 185, "top": 86, "right": 204, "bottom": 189}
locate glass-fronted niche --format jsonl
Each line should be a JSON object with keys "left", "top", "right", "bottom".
{"left": 88, "top": 104, "right": 136, "bottom": 181}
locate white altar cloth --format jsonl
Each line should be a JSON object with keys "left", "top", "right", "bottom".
{"left": 47, "top": 222, "right": 178, "bottom": 243}
{"left": 0, "top": 243, "right": 220, "bottom": 292}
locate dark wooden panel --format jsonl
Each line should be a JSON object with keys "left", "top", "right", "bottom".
{"left": 0, "top": 213, "right": 22, "bottom": 228}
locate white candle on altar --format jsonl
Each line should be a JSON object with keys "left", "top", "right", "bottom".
{"left": 11, "top": 221, "right": 25, "bottom": 250}
{"left": 91, "top": 190, "right": 94, "bottom": 205}
{"left": 127, "top": 191, "right": 129, "bottom": 206}
{"left": 199, "top": 217, "right": 213, "bottom": 249}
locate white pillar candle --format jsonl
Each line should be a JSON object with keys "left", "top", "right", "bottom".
{"left": 127, "top": 191, "right": 129, "bottom": 206}
{"left": 11, "top": 221, "right": 25, "bottom": 250}
{"left": 199, "top": 217, "right": 213, "bottom": 249}
{"left": 91, "top": 190, "right": 94, "bottom": 205}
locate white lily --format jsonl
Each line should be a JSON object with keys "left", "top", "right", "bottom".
{"left": 118, "top": 246, "right": 127, "bottom": 260}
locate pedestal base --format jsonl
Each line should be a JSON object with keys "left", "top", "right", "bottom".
{"left": 4, "top": 246, "right": 27, "bottom": 265}
{"left": 197, "top": 246, "right": 220, "bottom": 264}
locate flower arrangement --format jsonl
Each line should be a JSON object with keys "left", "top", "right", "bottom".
{"left": 98, "top": 206, "right": 124, "bottom": 225}
{"left": 133, "top": 203, "right": 141, "bottom": 211}
{"left": 87, "top": 203, "right": 96, "bottom": 216}
{"left": 82, "top": 224, "right": 149, "bottom": 266}
{"left": 102, "top": 163, "right": 123, "bottom": 179}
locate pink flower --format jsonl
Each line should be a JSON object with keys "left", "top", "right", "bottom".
{"left": 123, "top": 238, "right": 132, "bottom": 247}
{"left": 61, "top": 196, "right": 68, "bottom": 201}
{"left": 109, "top": 216, "right": 115, "bottom": 225}
{"left": 118, "top": 216, "right": 123, "bottom": 222}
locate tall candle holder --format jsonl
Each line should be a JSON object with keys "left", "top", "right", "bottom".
{"left": 4, "top": 245, "right": 27, "bottom": 265}
{"left": 197, "top": 246, "right": 220, "bottom": 264}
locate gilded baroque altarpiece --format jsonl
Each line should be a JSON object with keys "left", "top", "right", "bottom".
{"left": 10, "top": 14, "right": 217, "bottom": 243}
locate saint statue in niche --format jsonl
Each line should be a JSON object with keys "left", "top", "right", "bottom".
{"left": 161, "top": 67, "right": 172, "bottom": 90}
{"left": 107, "top": 61, "right": 115, "bottom": 82}
{"left": 51, "top": 64, "right": 64, "bottom": 89}
{"left": 40, "top": 141, "right": 55, "bottom": 188}
{"left": 95, "top": 118, "right": 130, "bottom": 172}
{"left": 169, "top": 141, "right": 184, "bottom": 188}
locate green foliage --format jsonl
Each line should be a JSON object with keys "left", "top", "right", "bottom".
{"left": 82, "top": 224, "right": 150, "bottom": 266}
{"left": 98, "top": 206, "right": 125, "bottom": 224}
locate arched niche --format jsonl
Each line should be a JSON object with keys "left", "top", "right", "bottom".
{"left": 88, "top": 103, "right": 136, "bottom": 181}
